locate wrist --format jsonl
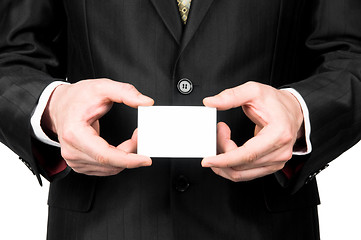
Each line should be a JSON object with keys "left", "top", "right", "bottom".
{"left": 280, "top": 88, "right": 312, "bottom": 155}
{"left": 280, "top": 90, "right": 305, "bottom": 138}
{"left": 40, "top": 84, "right": 66, "bottom": 140}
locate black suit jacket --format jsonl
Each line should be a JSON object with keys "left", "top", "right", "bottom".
{"left": 1, "top": 0, "right": 361, "bottom": 239}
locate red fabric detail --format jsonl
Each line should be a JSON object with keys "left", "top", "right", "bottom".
{"left": 32, "top": 140, "right": 67, "bottom": 177}
{"left": 282, "top": 161, "right": 305, "bottom": 179}
{"left": 42, "top": 157, "right": 67, "bottom": 176}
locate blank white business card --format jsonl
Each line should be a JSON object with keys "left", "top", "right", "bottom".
{"left": 138, "top": 106, "right": 216, "bottom": 158}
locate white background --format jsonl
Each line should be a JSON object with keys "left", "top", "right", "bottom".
{"left": 0, "top": 141, "right": 360, "bottom": 240}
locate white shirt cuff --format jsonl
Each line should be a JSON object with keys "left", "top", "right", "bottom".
{"left": 30, "top": 81, "right": 69, "bottom": 148}
{"left": 281, "top": 88, "right": 312, "bottom": 155}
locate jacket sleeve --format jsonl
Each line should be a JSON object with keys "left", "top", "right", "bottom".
{"left": 0, "top": 0, "right": 67, "bottom": 184}
{"left": 286, "top": 0, "right": 361, "bottom": 193}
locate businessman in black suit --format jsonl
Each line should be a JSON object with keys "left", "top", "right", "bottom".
{"left": 1, "top": 0, "right": 361, "bottom": 239}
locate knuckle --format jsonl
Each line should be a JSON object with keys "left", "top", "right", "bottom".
{"left": 230, "top": 172, "right": 244, "bottom": 182}
{"left": 281, "top": 149, "right": 293, "bottom": 161}
{"left": 93, "top": 80, "right": 110, "bottom": 95}
{"left": 275, "top": 129, "right": 293, "bottom": 147}
{"left": 61, "top": 128, "right": 76, "bottom": 144}
{"left": 95, "top": 153, "right": 109, "bottom": 165}
{"left": 245, "top": 81, "right": 262, "bottom": 97}
{"left": 60, "top": 148, "right": 74, "bottom": 161}
{"left": 282, "top": 131, "right": 293, "bottom": 144}
{"left": 244, "top": 150, "right": 258, "bottom": 164}
{"left": 121, "top": 82, "right": 136, "bottom": 92}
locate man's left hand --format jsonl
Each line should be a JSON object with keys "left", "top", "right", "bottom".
{"left": 202, "top": 81, "right": 304, "bottom": 182}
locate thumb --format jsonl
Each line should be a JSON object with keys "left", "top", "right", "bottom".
{"left": 91, "top": 120, "right": 100, "bottom": 135}
{"left": 254, "top": 125, "right": 262, "bottom": 136}
{"left": 117, "top": 129, "right": 138, "bottom": 153}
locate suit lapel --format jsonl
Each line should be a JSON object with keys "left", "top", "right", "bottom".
{"left": 149, "top": 0, "right": 183, "bottom": 44}
{"left": 180, "top": 0, "right": 215, "bottom": 53}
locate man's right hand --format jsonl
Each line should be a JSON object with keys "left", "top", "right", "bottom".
{"left": 41, "top": 78, "right": 154, "bottom": 176}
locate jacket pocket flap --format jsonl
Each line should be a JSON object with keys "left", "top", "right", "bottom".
{"left": 263, "top": 175, "right": 320, "bottom": 212}
{"left": 48, "top": 170, "right": 96, "bottom": 212}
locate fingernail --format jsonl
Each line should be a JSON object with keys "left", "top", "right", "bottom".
{"left": 201, "top": 159, "right": 213, "bottom": 168}
{"left": 139, "top": 94, "right": 152, "bottom": 101}
{"left": 203, "top": 97, "right": 210, "bottom": 105}
{"left": 144, "top": 158, "right": 152, "bottom": 166}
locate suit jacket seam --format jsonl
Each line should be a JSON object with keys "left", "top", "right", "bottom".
{"left": 269, "top": 0, "right": 283, "bottom": 87}
{"left": 83, "top": 0, "right": 96, "bottom": 78}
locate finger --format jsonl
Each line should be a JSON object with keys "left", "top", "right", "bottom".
{"left": 68, "top": 160, "right": 124, "bottom": 174}
{"left": 202, "top": 126, "right": 279, "bottom": 168}
{"left": 60, "top": 139, "right": 96, "bottom": 164}
{"left": 78, "top": 167, "right": 124, "bottom": 177}
{"left": 211, "top": 163, "right": 284, "bottom": 182}
{"left": 217, "top": 122, "right": 238, "bottom": 154}
{"left": 117, "top": 129, "right": 138, "bottom": 153}
{"left": 61, "top": 144, "right": 125, "bottom": 170}
{"left": 99, "top": 80, "right": 154, "bottom": 108}
{"left": 254, "top": 125, "right": 262, "bottom": 136}
{"left": 242, "top": 104, "right": 269, "bottom": 128}
{"left": 67, "top": 125, "right": 152, "bottom": 168}
{"left": 132, "top": 128, "right": 138, "bottom": 142}
{"left": 91, "top": 120, "right": 100, "bottom": 135}
{"left": 231, "top": 145, "right": 290, "bottom": 171}
{"left": 203, "top": 82, "right": 263, "bottom": 110}
{"left": 61, "top": 148, "right": 94, "bottom": 166}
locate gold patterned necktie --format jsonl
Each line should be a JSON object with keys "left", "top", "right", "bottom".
{"left": 177, "top": 0, "right": 192, "bottom": 24}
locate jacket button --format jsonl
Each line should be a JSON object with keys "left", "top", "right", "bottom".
{"left": 177, "top": 78, "right": 193, "bottom": 94}
{"left": 305, "top": 172, "right": 317, "bottom": 184}
{"left": 305, "top": 164, "right": 330, "bottom": 184}
{"left": 175, "top": 175, "right": 190, "bottom": 192}
{"left": 19, "top": 157, "right": 34, "bottom": 173}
